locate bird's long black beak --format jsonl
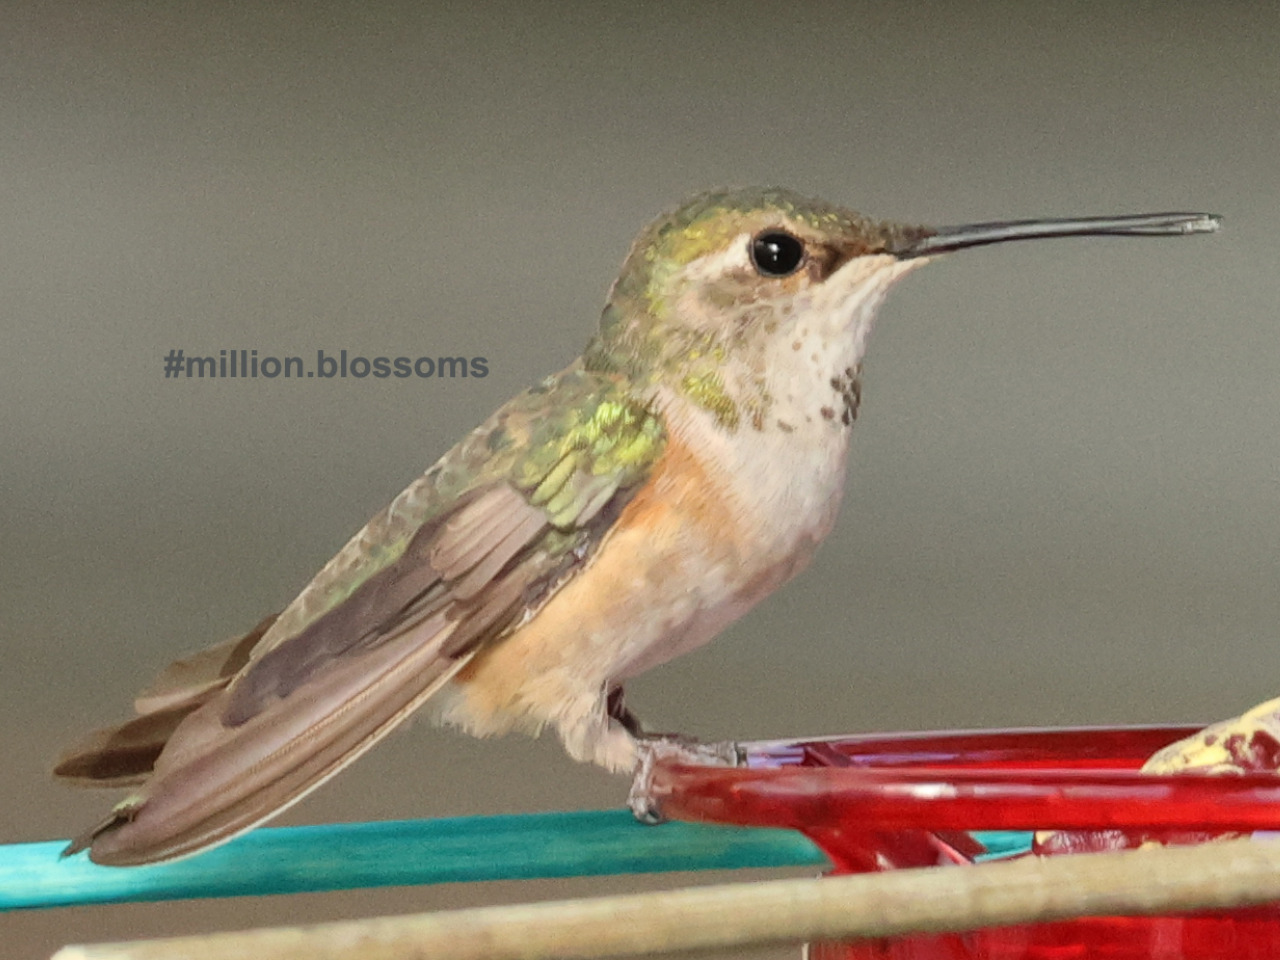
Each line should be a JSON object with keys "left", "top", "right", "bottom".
{"left": 891, "top": 212, "right": 1222, "bottom": 259}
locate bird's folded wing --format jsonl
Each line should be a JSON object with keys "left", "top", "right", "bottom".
{"left": 61, "top": 367, "right": 666, "bottom": 865}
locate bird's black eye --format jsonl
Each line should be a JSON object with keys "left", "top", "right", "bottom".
{"left": 750, "top": 230, "right": 806, "bottom": 278}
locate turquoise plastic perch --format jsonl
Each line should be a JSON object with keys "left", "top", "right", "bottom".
{"left": 1, "top": 810, "right": 828, "bottom": 911}
{"left": 2, "top": 810, "right": 1031, "bottom": 911}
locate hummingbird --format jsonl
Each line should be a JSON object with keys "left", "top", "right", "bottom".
{"left": 55, "top": 187, "right": 1220, "bottom": 865}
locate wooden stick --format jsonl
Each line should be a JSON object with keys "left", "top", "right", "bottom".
{"left": 53, "top": 836, "right": 1280, "bottom": 960}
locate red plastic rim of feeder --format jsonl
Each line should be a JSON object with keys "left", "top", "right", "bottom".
{"left": 649, "top": 724, "right": 1280, "bottom": 960}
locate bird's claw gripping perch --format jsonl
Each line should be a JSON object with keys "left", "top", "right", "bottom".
{"left": 628, "top": 735, "right": 745, "bottom": 824}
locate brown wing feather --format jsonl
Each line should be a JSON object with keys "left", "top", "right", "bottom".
{"left": 134, "top": 614, "right": 278, "bottom": 715}
{"left": 54, "top": 615, "right": 279, "bottom": 786}
{"left": 53, "top": 706, "right": 201, "bottom": 788}
{"left": 220, "top": 484, "right": 540, "bottom": 723}
{"left": 69, "top": 483, "right": 571, "bottom": 865}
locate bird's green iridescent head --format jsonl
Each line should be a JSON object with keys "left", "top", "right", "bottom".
{"left": 593, "top": 187, "right": 925, "bottom": 340}
{"left": 582, "top": 187, "right": 930, "bottom": 425}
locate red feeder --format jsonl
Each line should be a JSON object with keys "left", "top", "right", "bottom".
{"left": 651, "top": 724, "right": 1280, "bottom": 959}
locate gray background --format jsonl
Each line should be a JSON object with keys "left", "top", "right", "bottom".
{"left": 4, "top": 3, "right": 1277, "bottom": 957}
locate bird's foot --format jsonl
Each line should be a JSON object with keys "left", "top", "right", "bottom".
{"left": 627, "top": 734, "right": 744, "bottom": 824}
